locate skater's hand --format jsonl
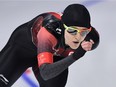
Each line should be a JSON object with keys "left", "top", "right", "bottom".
{"left": 81, "top": 39, "right": 94, "bottom": 51}
{"left": 72, "top": 39, "right": 94, "bottom": 60}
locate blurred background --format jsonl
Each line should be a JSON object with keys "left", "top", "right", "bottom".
{"left": 0, "top": 0, "right": 116, "bottom": 87}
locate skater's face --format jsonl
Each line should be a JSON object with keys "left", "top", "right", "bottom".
{"left": 64, "top": 24, "right": 91, "bottom": 49}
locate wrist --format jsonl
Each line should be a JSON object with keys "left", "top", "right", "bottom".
{"left": 72, "top": 46, "right": 86, "bottom": 60}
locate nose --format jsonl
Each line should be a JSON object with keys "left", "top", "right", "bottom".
{"left": 74, "top": 33, "right": 83, "bottom": 41}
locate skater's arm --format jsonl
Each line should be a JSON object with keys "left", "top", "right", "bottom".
{"left": 39, "top": 45, "right": 86, "bottom": 80}
{"left": 36, "top": 27, "right": 86, "bottom": 80}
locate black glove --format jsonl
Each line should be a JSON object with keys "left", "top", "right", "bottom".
{"left": 72, "top": 45, "right": 86, "bottom": 60}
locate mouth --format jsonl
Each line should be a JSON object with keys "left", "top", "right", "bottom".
{"left": 73, "top": 41, "right": 79, "bottom": 44}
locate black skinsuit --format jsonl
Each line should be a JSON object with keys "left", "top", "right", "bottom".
{"left": 0, "top": 12, "right": 99, "bottom": 87}
{"left": 0, "top": 12, "right": 73, "bottom": 87}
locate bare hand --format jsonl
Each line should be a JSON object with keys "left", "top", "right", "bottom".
{"left": 81, "top": 39, "right": 94, "bottom": 51}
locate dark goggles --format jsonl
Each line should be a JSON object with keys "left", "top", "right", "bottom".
{"left": 63, "top": 24, "right": 91, "bottom": 36}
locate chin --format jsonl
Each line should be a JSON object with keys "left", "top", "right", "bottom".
{"left": 70, "top": 46, "right": 79, "bottom": 49}
{"left": 67, "top": 43, "right": 80, "bottom": 49}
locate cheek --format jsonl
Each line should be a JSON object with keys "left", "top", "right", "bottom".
{"left": 77, "top": 34, "right": 86, "bottom": 42}
{"left": 65, "top": 31, "right": 73, "bottom": 43}
{"left": 65, "top": 33, "right": 72, "bottom": 39}
{"left": 81, "top": 35, "right": 86, "bottom": 41}
{"left": 81, "top": 36, "right": 86, "bottom": 42}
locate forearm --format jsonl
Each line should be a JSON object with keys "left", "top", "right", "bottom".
{"left": 39, "top": 55, "right": 75, "bottom": 80}
{"left": 39, "top": 45, "right": 86, "bottom": 80}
